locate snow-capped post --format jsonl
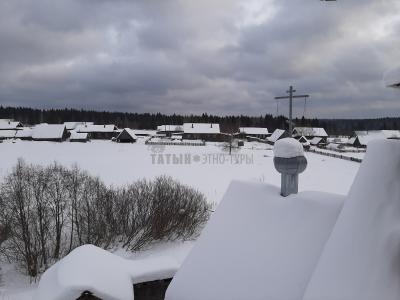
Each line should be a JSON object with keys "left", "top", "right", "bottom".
{"left": 273, "top": 138, "right": 307, "bottom": 197}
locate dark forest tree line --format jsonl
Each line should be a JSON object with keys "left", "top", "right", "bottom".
{"left": 0, "top": 106, "right": 399, "bottom": 136}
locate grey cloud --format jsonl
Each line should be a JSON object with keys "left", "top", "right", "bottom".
{"left": 0, "top": 0, "right": 400, "bottom": 118}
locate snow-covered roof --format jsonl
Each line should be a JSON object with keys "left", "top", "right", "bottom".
{"left": 293, "top": 127, "right": 328, "bottom": 137}
{"left": 32, "top": 124, "right": 66, "bottom": 140}
{"left": 166, "top": 181, "right": 344, "bottom": 300}
{"left": 0, "top": 130, "right": 16, "bottom": 138}
{"left": 0, "top": 120, "right": 22, "bottom": 130}
{"left": 352, "top": 130, "right": 400, "bottom": 146}
{"left": 239, "top": 127, "right": 269, "bottom": 135}
{"left": 132, "top": 129, "right": 157, "bottom": 136}
{"left": 309, "top": 137, "right": 323, "bottom": 145}
{"left": 183, "top": 123, "right": 220, "bottom": 134}
{"left": 15, "top": 127, "right": 33, "bottom": 138}
{"left": 267, "top": 129, "right": 286, "bottom": 143}
{"left": 35, "top": 245, "right": 179, "bottom": 300}
{"left": 303, "top": 139, "right": 400, "bottom": 300}
{"left": 327, "top": 137, "right": 349, "bottom": 144}
{"left": 64, "top": 122, "right": 93, "bottom": 130}
{"left": 157, "top": 125, "right": 183, "bottom": 132}
{"left": 69, "top": 131, "right": 89, "bottom": 140}
{"left": 76, "top": 124, "right": 117, "bottom": 133}
{"left": 117, "top": 128, "right": 138, "bottom": 140}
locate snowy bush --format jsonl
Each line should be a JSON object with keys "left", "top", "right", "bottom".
{"left": 0, "top": 159, "right": 211, "bottom": 277}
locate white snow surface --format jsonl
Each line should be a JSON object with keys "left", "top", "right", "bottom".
{"left": 35, "top": 244, "right": 180, "bottom": 300}
{"left": 274, "top": 137, "right": 304, "bottom": 158}
{"left": 166, "top": 181, "right": 344, "bottom": 300}
{"left": 303, "top": 139, "right": 400, "bottom": 300}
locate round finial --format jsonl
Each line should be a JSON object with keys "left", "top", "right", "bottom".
{"left": 273, "top": 138, "right": 307, "bottom": 175}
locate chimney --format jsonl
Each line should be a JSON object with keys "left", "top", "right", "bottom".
{"left": 273, "top": 138, "right": 307, "bottom": 197}
{"left": 211, "top": 124, "right": 213, "bottom": 128}
{"left": 191, "top": 123, "right": 194, "bottom": 128}
{"left": 104, "top": 125, "right": 106, "bottom": 128}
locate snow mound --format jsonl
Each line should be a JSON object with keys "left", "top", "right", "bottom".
{"left": 303, "top": 139, "right": 400, "bottom": 300}
{"left": 35, "top": 244, "right": 180, "bottom": 300}
{"left": 274, "top": 137, "right": 304, "bottom": 158}
{"left": 166, "top": 181, "right": 344, "bottom": 300}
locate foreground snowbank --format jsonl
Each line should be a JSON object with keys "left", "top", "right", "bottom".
{"left": 303, "top": 139, "right": 400, "bottom": 300}
{"left": 35, "top": 245, "right": 179, "bottom": 300}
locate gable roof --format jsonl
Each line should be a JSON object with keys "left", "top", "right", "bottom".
{"left": 116, "top": 128, "right": 137, "bottom": 140}
{"left": 239, "top": 127, "right": 269, "bottom": 135}
{"left": 76, "top": 124, "right": 117, "bottom": 133}
{"left": 157, "top": 125, "right": 183, "bottom": 132}
{"left": 32, "top": 124, "right": 66, "bottom": 140}
{"left": 353, "top": 130, "right": 400, "bottom": 146}
{"left": 267, "top": 129, "right": 286, "bottom": 143}
{"left": 293, "top": 127, "right": 328, "bottom": 137}
{"left": 183, "top": 123, "right": 220, "bottom": 134}
{"left": 0, "top": 120, "right": 22, "bottom": 130}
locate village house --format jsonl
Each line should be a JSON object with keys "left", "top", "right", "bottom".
{"left": 156, "top": 125, "right": 184, "bottom": 137}
{"left": 351, "top": 130, "right": 400, "bottom": 148}
{"left": 0, "top": 119, "right": 23, "bottom": 130}
{"left": 292, "top": 127, "right": 328, "bottom": 141}
{"left": 76, "top": 124, "right": 118, "bottom": 140}
{"left": 298, "top": 136, "right": 311, "bottom": 149}
{"left": 238, "top": 127, "right": 269, "bottom": 140}
{"left": 15, "top": 127, "right": 33, "bottom": 140}
{"left": 183, "top": 123, "right": 221, "bottom": 141}
{"left": 309, "top": 137, "right": 326, "bottom": 147}
{"left": 266, "top": 129, "right": 288, "bottom": 144}
{"left": 116, "top": 128, "right": 138, "bottom": 143}
{"left": 69, "top": 131, "right": 90, "bottom": 142}
{"left": 64, "top": 121, "right": 94, "bottom": 131}
{"left": 132, "top": 129, "right": 157, "bottom": 137}
{"left": 32, "top": 124, "right": 69, "bottom": 142}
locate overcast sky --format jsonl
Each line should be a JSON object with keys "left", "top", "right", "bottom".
{"left": 1, "top": 0, "right": 400, "bottom": 118}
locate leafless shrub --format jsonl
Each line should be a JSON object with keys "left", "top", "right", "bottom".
{"left": 0, "top": 160, "right": 211, "bottom": 278}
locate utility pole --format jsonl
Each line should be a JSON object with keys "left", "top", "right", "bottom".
{"left": 275, "top": 86, "right": 309, "bottom": 137}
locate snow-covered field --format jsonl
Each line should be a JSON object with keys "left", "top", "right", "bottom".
{"left": 0, "top": 138, "right": 360, "bottom": 299}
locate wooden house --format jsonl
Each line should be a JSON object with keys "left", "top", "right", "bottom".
{"left": 238, "top": 127, "right": 269, "bottom": 140}
{"left": 32, "top": 124, "right": 69, "bottom": 142}
{"left": 76, "top": 124, "right": 118, "bottom": 140}
{"left": 116, "top": 128, "right": 137, "bottom": 143}
{"left": 157, "top": 125, "right": 184, "bottom": 137}
{"left": 69, "top": 131, "right": 89, "bottom": 142}
{"left": 183, "top": 123, "right": 222, "bottom": 141}
{"left": 292, "top": 127, "right": 328, "bottom": 141}
{"left": 0, "top": 120, "right": 23, "bottom": 130}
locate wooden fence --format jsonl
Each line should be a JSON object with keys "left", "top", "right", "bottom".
{"left": 145, "top": 140, "right": 206, "bottom": 146}
{"left": 307, "top": 148, "right": 363, "bottom": 163}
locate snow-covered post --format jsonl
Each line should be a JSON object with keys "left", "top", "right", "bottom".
{"left": 273, "top": 138, "right": 307, "bottom": 197}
